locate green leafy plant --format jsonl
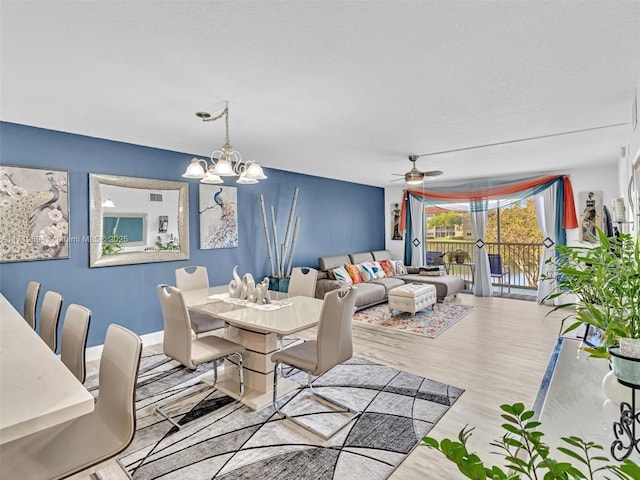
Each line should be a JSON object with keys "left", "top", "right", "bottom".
{"left": 447, "top": 248, "right": 471, "bottom": 263}
{"left": 540, "top": 229, "right": 640, "bottom": 359}
{"left": 101, "top": 235, "right": 122, "bottom": 256}
{"left": 423, "top": 402, "right": 640, "bottom": 479}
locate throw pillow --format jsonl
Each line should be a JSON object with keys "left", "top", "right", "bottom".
{"left": 344, "top": 263, "right": 363, "bottom": 284}
{"left": 357, "top": 262, "right": 375, "bottom": 282}
{"left": 379, "top": 259, "right": 395, "bottom": 277}
{"left": 391, "top": 260, "right": 408, "bottom": 275}
{"left": 366, "top": 261, "right": 386, "bottom": 279}
{"left": 331, "top": 266, "right": 353, "bottom": 284}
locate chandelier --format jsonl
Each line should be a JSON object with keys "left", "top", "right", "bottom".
{"left": 182, "top": 102, "right": 267, "bottom": 184}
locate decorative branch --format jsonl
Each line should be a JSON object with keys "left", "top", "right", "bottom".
{"left": 259, "top": 195, "right": 275, "bottom": 277}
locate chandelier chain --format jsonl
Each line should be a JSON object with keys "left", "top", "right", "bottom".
{"left": 199, "top": 102, "right": 231, "bottom": 146}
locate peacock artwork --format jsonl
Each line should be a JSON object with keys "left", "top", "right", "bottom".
{"left": 199, "top": 185, "right": 238, "bottom": 249}
{"left": 0, "top": 165, "right": 70, "bottom": 263}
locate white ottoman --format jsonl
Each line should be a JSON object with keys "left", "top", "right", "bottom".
{"left": 388, "top": 283, "right": 437, "bottom": 316}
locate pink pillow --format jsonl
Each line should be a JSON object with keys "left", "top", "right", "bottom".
{"left": 379, "top": 260, "right": 395, "bottom": 277}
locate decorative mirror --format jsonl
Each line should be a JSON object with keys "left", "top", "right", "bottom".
{"left": 89, "top": 173, "right": 189, "bottom": 267}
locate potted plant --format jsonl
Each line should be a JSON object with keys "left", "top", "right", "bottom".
{"left": 423, "top": 402, "right": 640, "bottom": 479}
{"left": 541, "top": 228, "right": 640, "bottom": 360}
{"left": 447, "top": 248, "right": 471, "bottom": 264}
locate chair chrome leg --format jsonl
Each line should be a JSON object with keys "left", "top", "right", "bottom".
{"left": 272, "top": 361, "right": 361, "bottom": 440}
{"left": 211, "top": 353, "right": 244, "bottom": 402}
{"left": 155, "top": 352, "right": 244, "bottom": 430}
{"left": 154, "top": 381, "right": 213, "bottom": 430}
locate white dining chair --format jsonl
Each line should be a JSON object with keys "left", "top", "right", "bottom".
{"left": 0, "top": 324, "right": 142, "bottom": 480}
{"left": 175, "top": 266, "right": 225, "bottom": 335}
{"left": 155, "top": 284, "right": 246, "bottom": 430}
{"left": 24, "top": 281, "right": 41, "bottom": 330}
{"left": 272, "top": 286, "right": 360, "bottom": 439}
{"left": 38, "top": 290, "right": 63, "bottom": 352}
{"left": 287, "top": 267, "right": 318, "bottom": 298}
{"left": 60, "top": 304, "right": 92, "bottom": 383}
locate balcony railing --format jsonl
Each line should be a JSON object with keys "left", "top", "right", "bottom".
{"left": 425, "top": 241, "right": 543, "bottom": 293}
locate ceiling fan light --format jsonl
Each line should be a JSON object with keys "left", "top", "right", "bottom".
{"left": 405, "top": 171, "right": 424, "bottom": 185}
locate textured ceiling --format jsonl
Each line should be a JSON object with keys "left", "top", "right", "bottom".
{"left": 2, "top": 1, "right": 640, "bottom": 187}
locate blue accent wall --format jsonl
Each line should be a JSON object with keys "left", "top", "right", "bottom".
{"left": 0, "top": 122, "right": 384, "bottom": 347}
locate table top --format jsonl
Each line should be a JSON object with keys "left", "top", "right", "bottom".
{"left": 184, "top": 286, "right": 324, "bottom": 335}
{"left": 536, "top": 337, "right": 640, "bottom": 464}
{"left": 0, "top": 293, "right": 95, "bottom": 445}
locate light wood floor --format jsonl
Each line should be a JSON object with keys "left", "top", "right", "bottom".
{"left": 83, "top": 294, "right": 565, "bottom": 480}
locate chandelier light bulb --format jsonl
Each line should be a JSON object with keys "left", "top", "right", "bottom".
{"left": 182, "top": 158, "right": 207, "bottom": 179}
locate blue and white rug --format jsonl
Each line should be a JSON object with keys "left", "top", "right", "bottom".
{"left": 89, "top": 352, "right": 463, "bottom": 479}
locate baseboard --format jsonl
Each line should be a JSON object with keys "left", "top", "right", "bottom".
{"left": 85, "top": 330, "right": 164, "bottom": 363}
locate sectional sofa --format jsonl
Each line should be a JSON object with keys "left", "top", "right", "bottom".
{"left": 315, "top": 250, "right": 465, "bottom": 310}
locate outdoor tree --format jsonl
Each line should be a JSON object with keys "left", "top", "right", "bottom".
{"left": 429, "top": 211, "right": 464, "bottom": 229}
{"left": 485, "top": 198, "right": 542, "bottom": 287}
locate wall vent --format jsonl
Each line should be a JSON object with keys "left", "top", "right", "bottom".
{"left": 149, "top": 193, "right": 163, "bottom": 202}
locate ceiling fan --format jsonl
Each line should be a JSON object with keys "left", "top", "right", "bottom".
{"left": 392, "top": 155, "right": 443, "bottom": 185}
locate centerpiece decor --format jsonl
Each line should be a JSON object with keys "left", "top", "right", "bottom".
{"left": 228, "top": 265, "right": 270, "bottom": 304}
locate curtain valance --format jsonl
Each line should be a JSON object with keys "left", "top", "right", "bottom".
{"left": 399, "top": 174, "right": 578, "bottom": 232}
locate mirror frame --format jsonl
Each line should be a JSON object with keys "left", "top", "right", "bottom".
{"left": 89, "top": 173, "right": 190, "bottom": 267}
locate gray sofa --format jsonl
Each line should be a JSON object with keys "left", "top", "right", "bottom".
{"left": 315, "top": 250, "right": 465, "bottom": 310}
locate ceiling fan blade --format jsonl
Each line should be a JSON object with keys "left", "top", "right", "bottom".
{"left": 391, "top": 173, "right": 404, "bottom": 176}
{"left": 390, "top": 178, "right": 405, "bottom": 182}
{"left": 423, "top": 170, "right": 444, "bottom": 177}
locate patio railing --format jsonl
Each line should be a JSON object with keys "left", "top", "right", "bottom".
{"left": 425, "top": 241, "right": 543, "bottom": 293}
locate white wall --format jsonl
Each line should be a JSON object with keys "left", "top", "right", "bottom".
{"left": 619, "top": 74, "right": 640, "bottom": 236}
{"left": 384, "top": 164, "right": 619, "bottom": 257}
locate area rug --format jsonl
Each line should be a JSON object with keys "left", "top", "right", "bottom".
{"left": 88, "top": 352, "right": 463, "bottom": 479}
{"left": 353, "top": 303, "right": 474, "bottom": 338}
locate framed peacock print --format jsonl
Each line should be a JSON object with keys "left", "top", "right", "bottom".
{"left": 199, "top": 185, "right": 238, "bottom": 249}
{"left": 0, "top": 165, "right": 70, "bottom": 263}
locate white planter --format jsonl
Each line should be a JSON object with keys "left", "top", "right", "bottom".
{"left": 607, "top": 347, "right": 640, "bottom": 397}
{"left": 619, "top": 337, "right": 640, "bottom": 359}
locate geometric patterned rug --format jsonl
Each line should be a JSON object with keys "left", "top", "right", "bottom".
{"left": 353, "top": 303, "right": 474, "bottom": 338}
{"left": 88, "top": 351, "right": 463, "bottom": 479}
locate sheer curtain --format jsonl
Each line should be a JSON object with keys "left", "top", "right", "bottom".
{"left": 409, "top": 194, "right": 425, "bottom": 266}
{"left": 471, "top": 200, "right": 492, "bottom": 296}
{"left": 535, "top": 182, "right": 557, "bottom": 304}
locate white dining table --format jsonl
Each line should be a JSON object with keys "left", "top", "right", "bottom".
{"left": 183, "top": 287, "right": 324, "bottom": 410}
{"left": 0, "top": 293, "right": 95, "bottom": 445}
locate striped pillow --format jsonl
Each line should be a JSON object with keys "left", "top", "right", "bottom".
{"left": 357, "top": 263, "right": 376, "bottom": 282}
{"left": 331, "top": 266, "right": 353, "bottom": 284}
{"left": 366, "top": 261, "right": 386, "bottom": 279}
{"left": 391, "top": 260, "right": 408, "bottom": 275}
